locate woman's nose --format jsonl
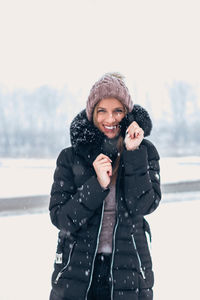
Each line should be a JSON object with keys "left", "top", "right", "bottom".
{"left": 106, "top": 113, "right": 115, "bottom": 122}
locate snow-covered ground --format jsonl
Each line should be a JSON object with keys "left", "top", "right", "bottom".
{"left": 0, "top": 198, "right": 200, "bottom": 300}
{"left": 0, "top": 156, "right": 200, "bottom": 198}
{"left": 0, "top": 157, "right": 199, "bottom": 299}
{"left": 159, "top": 156, "right": 200, "bottom": 184}
{"left": 147, "top": 199, "right": 200, "bottom": 300}
{"left": 0, "top": 158, "right": 54, "bottom": 198}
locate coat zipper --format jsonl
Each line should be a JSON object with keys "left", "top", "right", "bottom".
{"left": 110, "top": 161, "right": 122, "bottom": 300}
{"left": 54, "top": 240, "right": 76, "bottom": 284}
{"left": 131, "top": 234, "right": 146, "bottom": 279}
{"left": 110, "top": 215, "right": 119, "bottom": 300}
{"left": 85, "top": 202, "right": 105, "bottom": 300}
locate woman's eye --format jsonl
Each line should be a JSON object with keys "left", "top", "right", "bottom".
{"left": 115, "top": 109, "right": 123, "bottom": 113}
{"left": 97, "top": 109, "right": 105, "bottom": 113}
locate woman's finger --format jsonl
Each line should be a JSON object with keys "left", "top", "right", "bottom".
{"left": 99, "top": 163, "right": 112, "bottom": 168}
{"left": 126, "top": 121, "right": 139, "bottom": 132}
{"left": 129, "top": 129, "right": 139, "bottom": 139}
{"left": 95, "top": 158, "right": 111, "bottom": 165}
{"left": 95, "top": 154, "right": 112, "bottom": 162}
{"left": 129, "top": 127, "right": 143, "bottom": 139}
{"left": 107, "top": 169, "right": 112, "bottom": 177}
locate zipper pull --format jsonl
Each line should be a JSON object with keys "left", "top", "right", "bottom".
{"left": 140, "top": 267, "right": 146, "bottom": 279}
{"left": 54, "top": 271, "right": 62, "bottom": 284}
{"left": 54, "top": 241, "right": 76, "bottom": 285}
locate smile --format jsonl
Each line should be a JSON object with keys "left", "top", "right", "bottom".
{"left": 104, "top": 125, "right": 118, "bottom": 130}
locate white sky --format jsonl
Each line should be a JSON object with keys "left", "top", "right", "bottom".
{"left": 0, "top": 0, "right": 199, "bottom": 103}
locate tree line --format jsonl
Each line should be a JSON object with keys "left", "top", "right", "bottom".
{"left": 0, "top": 81, "right": 199, "bottom": 158}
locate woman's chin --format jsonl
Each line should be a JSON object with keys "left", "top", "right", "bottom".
{"left": 97, "top": 125, "right": 120, "bottom": 139}
{"left": 104, "top": 131, "right": 120, "bottom": 139}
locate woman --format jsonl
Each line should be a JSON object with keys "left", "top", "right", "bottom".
{"left": 49, "top": 73, "right": 161, "bottom": 300}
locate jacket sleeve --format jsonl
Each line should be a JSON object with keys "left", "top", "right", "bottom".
{"left": 121, "top": 139, "right": 161, "bottom": 216}
{"left": 49, "top": 148, "right": 109, "bottom": 234}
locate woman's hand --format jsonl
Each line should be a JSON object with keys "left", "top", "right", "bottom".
{"left": 93, "top": 154, "right": 112, "bottom": 189}
{"left": 124, "top": 121, "right": 144, "bottom": 151}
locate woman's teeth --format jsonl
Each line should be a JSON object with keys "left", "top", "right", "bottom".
{"left": 104, "top": 125, "right": 117, "bottom": 130}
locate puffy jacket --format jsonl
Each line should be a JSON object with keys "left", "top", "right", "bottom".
{"left": 49, "top": 105, "right": 161, "bottom": 300}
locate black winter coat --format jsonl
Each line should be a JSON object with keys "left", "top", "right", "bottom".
{"left": 49, "top": 105, "right": 161, "bottom": 300}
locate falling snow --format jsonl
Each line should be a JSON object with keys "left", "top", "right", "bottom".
{"left": 60, "top": 180, "right": 64, "bottom": 187}
{"left": 0, "top": 158, "right": 200, "bottom": 299}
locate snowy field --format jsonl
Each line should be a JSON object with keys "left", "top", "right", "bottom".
{"left": 0, "top": 157, "right": 200, "bottom": 299}
{"left": 0, "top": 156, "right": 200, "bottom": 198}
{"left": 0, "top": 198, "right": 200, "bottom": 300}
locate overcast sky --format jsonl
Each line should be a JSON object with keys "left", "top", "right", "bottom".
{"left": 0, "top": 0, "right": 199, "bottom": 107}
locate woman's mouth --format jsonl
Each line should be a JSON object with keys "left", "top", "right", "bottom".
{"left": 100, "top": 124, "right": 120, "bottom": 137}
{"left": 103, "top": 125, "right": 120, "bottom": 135}
{"left": 104, "top": 125, "right": 117, "bottom": 130}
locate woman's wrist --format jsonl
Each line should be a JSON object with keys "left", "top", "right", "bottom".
{"left": 97, "top": 176, "right": 109, "bottom": 190}
{"left": 124, "top": 144, "right": 139, "bottom": 151}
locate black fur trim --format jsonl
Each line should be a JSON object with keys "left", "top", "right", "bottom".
{"left": 70, "top": 105, "right": 152, "bottom": 149}
{"left": 120, "top": 104, "right": 152, "bottom": 138}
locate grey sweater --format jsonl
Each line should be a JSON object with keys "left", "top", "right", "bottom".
{"left": 97, "top": 183, "right": 116, "bottom": 253}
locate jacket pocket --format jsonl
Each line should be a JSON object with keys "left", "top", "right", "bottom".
{"left": 131, "top": 234, "right": 146, "bottom": 279}
{"left": 54, "top": 240, "right": 76, "bottom": 284}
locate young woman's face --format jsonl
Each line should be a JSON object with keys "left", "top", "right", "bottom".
{"left": 93, "top": 98, "right": 126, "bottom": 139}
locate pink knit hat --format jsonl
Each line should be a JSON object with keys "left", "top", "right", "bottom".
{"left": 86, "top": 73, "right": 134, "bottom": 121}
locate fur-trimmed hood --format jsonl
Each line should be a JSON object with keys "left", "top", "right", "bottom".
{"left": 70, "top": 104, "right": 152, "bottom": 149}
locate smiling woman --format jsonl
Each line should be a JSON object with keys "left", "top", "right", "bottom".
{"left": 93, "top": 98, "right": 126, "bottom": 139}
{"left": 49, "top": 72, "right": 161, "bottom": 300}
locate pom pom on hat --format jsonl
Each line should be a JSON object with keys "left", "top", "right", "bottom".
{"left": 86, "top": 73, "right": 134, "bottom": 121}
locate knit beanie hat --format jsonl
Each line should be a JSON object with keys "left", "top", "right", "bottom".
{"left": 86, "top": 73, "right": 134, "bottom": 121}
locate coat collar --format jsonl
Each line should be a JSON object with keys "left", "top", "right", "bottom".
{"left": 69, "top": 104, "right": 152, "bottom": 164}
{"left": 70, "top": 104, "right": 152, "bottom": 147}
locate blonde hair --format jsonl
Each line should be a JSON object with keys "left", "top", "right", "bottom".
{"left": 110, "top": 136, "right": 124, "bottom": 184}
{"left": 92, "top": 105, "right": 99, "bottom": 128}
{"left": 92, "top": 100, "right": 127, "bottom": 184}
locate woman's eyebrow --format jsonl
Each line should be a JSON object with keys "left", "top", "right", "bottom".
{"left": 97, "top": 106, "right": 124, "bottom": 110}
